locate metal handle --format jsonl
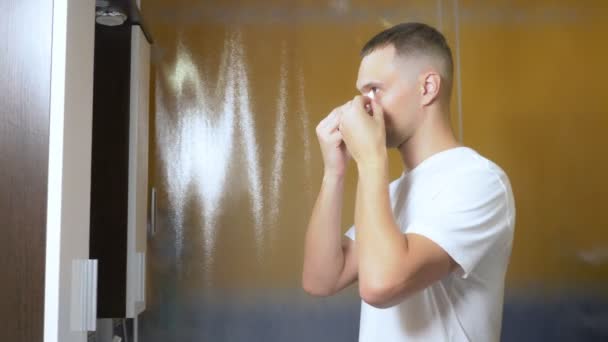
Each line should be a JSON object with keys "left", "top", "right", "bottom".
{"left": 149, "top": 187, "right": 157, "bottom": 236}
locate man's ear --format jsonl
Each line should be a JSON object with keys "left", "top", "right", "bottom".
{"left": 420, "top": 72, "right": 441, "bottom": 106}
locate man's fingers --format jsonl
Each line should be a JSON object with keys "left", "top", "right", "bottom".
{"left": 318, "top": 110, "right": 339, "bottom": 134}
{"left": 325, "top": 129, "right": 344, "bottom": 146}
{"left": 335, "top": 129, "right": 343, "bottom": 139}
{"left": 371, "top": 100, "right": 384, "bottom": 123}
{"left": 332, "top": 130, "right": 343, "bottom": 142}
{"left": 353, "top": 95, "right": 365, "bottom": 109}
{"left": 317, "top": 111, "right": 332, "bottom": 129}
{"left": 327, "top": 110, "right": 342, "bottom": 131}
{"left": 352, "top": 95, "right": 375, "bottom": 118}
{"left": 321, "top": 96, "right": 376, "bottom": 140}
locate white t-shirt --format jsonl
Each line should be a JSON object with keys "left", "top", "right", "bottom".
{"left": 345, "top": 146, "right": 515, "bottom": 342}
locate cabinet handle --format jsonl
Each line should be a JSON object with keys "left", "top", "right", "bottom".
{"left": 149, "top": 187, "right": 157, "bottom": 236}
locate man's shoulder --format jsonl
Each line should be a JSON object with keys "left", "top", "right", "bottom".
{"left": 428, "top": 148, "right": 512, "bottom": 205}
{"left": 441, "top": 147, "right": 508, "bottom": 183}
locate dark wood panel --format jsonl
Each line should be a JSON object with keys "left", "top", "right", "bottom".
{"left": 0, "top": 0, "right": 53, "bottom": 341}
{"left": 90, "top": 24, "right": 132, "bottom": 318}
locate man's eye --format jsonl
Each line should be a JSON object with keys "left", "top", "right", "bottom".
{"left": 371, "top": 87, "right": 379, "bottom": 93}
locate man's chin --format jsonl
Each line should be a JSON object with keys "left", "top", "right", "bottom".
{"left": 385, "top": 127, "right": 402, "bottom": 148}
{"left": 386, "top": 142, "right": 400, "bottom": 149}
{"left": 386, "top": 136, "right": 408, "bottom": 149}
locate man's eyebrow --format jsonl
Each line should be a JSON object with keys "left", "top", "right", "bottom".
{"left": 357, "top": 81, "right": 382, "bottom": 92}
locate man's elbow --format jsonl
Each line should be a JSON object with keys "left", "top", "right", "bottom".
{"left": 359, "top": 283, "right": 394, "bottom": 308}
{"left": 301, "top": 276, "right": 336, "bottom": 297}
{"left": 302, "top": 284, "right": 335, "bottom": 297}
{"left": 359, "top": 277, "right": 412, "bottom": 309}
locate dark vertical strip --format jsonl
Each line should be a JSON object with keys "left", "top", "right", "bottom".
{"left": 0, "top": 0, "right": 53, "bottom": 340}
{"left": 90, "top": 24, "right": 132, "bottom": 318}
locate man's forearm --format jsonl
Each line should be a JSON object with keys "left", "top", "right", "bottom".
{"left": 355, "top": 158, "right": 408, "bottom": 291}
{"left": 302, "top": 174, "right": 347, "bottom": 295}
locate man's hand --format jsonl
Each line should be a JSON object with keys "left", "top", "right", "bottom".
{"left": 316, "top": 108, "right": 351, "bottom": 177}
{"left": 338, "top": 96, "right": 387, "bottom": 168}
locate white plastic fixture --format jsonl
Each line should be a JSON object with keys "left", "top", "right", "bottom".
{"left": 95, "top": 9, "right": 127, "bottom": 26}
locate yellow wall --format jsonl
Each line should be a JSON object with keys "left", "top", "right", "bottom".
{"left": 459, "top": 0, "right": 608, "bottom": 288}
{"left": 144, "top": 0, "right": 608, "bottom": 294}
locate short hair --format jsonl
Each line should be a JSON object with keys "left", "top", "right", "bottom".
{"left": 361, "top": 22, "right": 454, "bottom": 88}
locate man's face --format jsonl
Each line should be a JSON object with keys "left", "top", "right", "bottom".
{"left": 356, "top": 45, "right": 421, "bottom": 148}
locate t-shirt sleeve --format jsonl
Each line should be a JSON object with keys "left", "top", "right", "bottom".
{"left": 406, "top": 170, "right": 513, "bottom": 278}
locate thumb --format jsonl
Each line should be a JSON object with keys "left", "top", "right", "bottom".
{"left": 371, "top": 100, "right": 384, "bottom": 124}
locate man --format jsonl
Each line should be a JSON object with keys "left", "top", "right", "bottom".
{"left": 302, "top": 23, "right": 515, "bottom": 341}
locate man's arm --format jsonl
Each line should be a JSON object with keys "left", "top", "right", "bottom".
{"left": 302, "top": 174, "right": 359, "bottom": 296}
{"left": 355, "top": 160, "right": 456, "bottom": 308}
{"left": 338, "top": 96, "right": 457, "bottom": 308}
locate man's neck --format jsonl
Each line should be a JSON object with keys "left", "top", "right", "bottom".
{"left": 397, "top": 107, "right": 461, "bottom": 172}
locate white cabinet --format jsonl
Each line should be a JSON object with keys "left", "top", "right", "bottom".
{"left": 126, "top": 25, "right": 150, "bottom": 318}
